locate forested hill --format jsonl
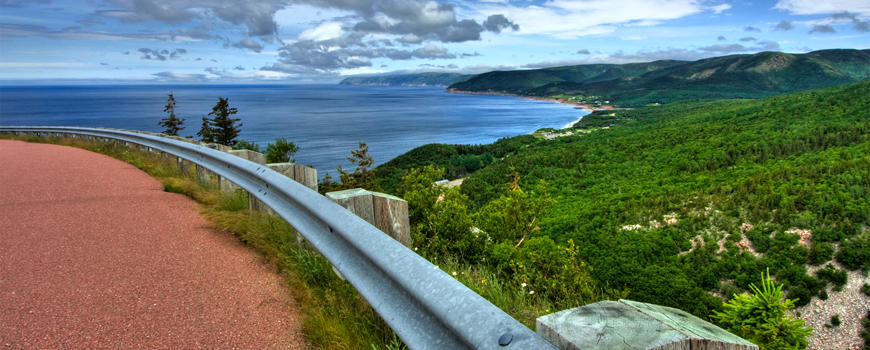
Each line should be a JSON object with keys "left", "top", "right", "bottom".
{"left": 339, "top": 72, "right": 473, "bottom": 86}
{"left": 376, "top": 80, "right": 870, "bottom": 322}
{"left": 447, "top": 49, "right": 870, "bottom": 107}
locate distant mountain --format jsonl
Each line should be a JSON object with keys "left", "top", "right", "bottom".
{"left": 448, "top": 49, "right": 870, "bottom": 107}
{"left": 339, "top": 73, "right": 474, "bottom": 87}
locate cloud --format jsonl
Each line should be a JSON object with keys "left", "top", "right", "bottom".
{"left": 577, "top": 49, "right": 591, "bottom": 54}
{"left": 739, "top": 37, "right": 757, "bottom": 42}
{"left": 100, "top": 62, "right": 108, "bottom": 65}
{"left": 743, "top": 26, "right": 761, "bottom": 32}
{"left": 773, "top": 0, "right": 870, "bottom": 18}
{"left": 195, "top": 58, "right": 202, "bottom": 61}
{"left": 210, "top": 59, "right": 218, "bottom": 62}
{"left": 773, "top": 20, "right": 794, "bottom": 30}
{"left": 709, "top": 4, "right": 731, "bottom": 14}
{"left": 809, "top": 24, "right": 837, "bottom": 33}
{"left": 76, "top": 19, "right": 104, "bottom": 26}
{"left": 226, "top": 38, "right": 263, "bottom": 52}
{"left": 0, "top": 23, "right": 195, "bottom": 41}
{"left": 136, "top": 47, "right": 187, "bottom": 60}
{"left": 152, "top": 71, "right": 208, "bottom": 82}
{"left": 482, "top": 14, "right": 519, "bottom": 33}
{"left": 96, "top": 0, "right": 283, "bottom": 41}
{"left": 698, "top": 40, "right": 781, "bottom": 54}
{"left": 461, "top": 52, "right": 482, "bottom": 58}
{"left": 233, "top": 65, "right": 245, "bottom": 70}
{"left": 474, "top": 0, "right": 705, "bottom": 39}
{"left": 717, "top": 35, "right": 726, "bottom": 41}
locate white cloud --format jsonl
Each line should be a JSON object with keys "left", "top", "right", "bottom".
{"left": 473, "top": 0, "right": 704, "bottom": 39}
{"left": 709, "top": 4, "right": 732, "bottom": 14}
{"left": 620, "top": 36, "right": 647, "bottom": 40}
{"left": 298, "top": 21, "right": 345, "bottom": 41}
{"left": 773, "top": 0, "right": 870, "bottom": 17}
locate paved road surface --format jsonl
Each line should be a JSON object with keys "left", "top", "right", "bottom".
{"left": 0, "top": 140, "right": 306, "bottom": 349}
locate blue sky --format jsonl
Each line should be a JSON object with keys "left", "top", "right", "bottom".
{"left": 0, "top": 0, "right": 867, "bottom": 84}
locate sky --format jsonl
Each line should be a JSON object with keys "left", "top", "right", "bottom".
{"left": 0, "top": 0, "right": 867, "bottom": 84}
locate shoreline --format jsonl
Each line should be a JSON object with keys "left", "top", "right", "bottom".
{"left": 446, "top": 88, "right": 596, "bottom": 130}
{"left": 445, "top": 88, "right": 614, "bottom": 112}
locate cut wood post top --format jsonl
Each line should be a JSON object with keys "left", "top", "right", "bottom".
{"left": 325, "top": 188, "right": 410, "bottom": 248}
{"left": 537, "top": 299, "right": 758, "bottom": 350}
{"left": 227, "top": 149, "right": 266, "bottom": 165}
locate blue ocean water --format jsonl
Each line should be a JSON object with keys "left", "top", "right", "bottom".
{"left": 0, "top": 85, "right": 587, "bottom": 178}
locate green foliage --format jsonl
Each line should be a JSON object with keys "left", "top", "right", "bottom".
{"left": 475, "top": 172, "right": 554, "bottom": 247}
{"left": 158, "top": 93, "right": 185, "bottom": 136}
{"left": 232, "top": 139, "right": 260, "bottom": 152}
{"left": 831, "top": 315, "right": 841, "bottom": 327}
{"left": 711, "top": 269, "right": 813, "bottom": 350}
{"left": 197, "top": 115, "right": 215, "bottom": 143}
{"left": 807, "top": 242, "right": 835, "bottom": 265}
{"left": 862, "top": 283, "right": 870, "bottom": 297}
{"left": 448, "top": 80, "right": 870, "bottom": 318}
{"left": 265, "top": 138, "right": 299, "bottom": 163}
{"left": 836, "top": 233, "right": 870, "bottom": 271}
{"left": 815, "top": 264, "right": 848, "bottom": 291}
{"left": 320, "top": 142, "right": 381, "bottom": 193}
{"left": 201, "top": 97, "right": 242, "bottom": 146}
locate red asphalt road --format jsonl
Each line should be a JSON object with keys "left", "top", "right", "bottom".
{"left": 0, "top": 140, "right": 306, "bottom": 349}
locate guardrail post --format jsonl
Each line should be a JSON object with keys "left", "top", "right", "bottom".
{"left": 325, "top": 189, "right": 411, "bottom": 248}
{"left": 226, "top": 150, "right": 268, "bottom": 210}
{"left": 536, "top": 299, "right": 758, "bottom": 350}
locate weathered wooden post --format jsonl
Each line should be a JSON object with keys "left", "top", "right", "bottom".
{"left": 263, "top": 163, "right": 318, "bottom": 217}
{"left": 325, "top": 189, "right": 411, "bottom": 248}
{"left": 227, "top": 149, "right": 267, "bottom": 211}
{"left": 536, "top": 299, "right": 758, "bottom": 350}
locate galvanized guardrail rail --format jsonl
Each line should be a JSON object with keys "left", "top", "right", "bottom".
{"left": 1, "top": 126, "right": 558, "bottom": 350}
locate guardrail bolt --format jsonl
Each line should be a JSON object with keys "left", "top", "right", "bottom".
{"left": 498, "top": 332, "right": 513, "bottom": 346}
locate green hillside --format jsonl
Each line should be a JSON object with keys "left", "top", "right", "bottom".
{"left": 338, "top": 72, "right": 473, "bottom": 86}
{"left": 450, "top": 49, "right": 870, "bottom": 107}
{"left": 377, "top": 81, "right": 870, "bottom": 321}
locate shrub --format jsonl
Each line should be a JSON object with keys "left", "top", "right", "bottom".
{"left": 836, "top": 234, "right": 870, "bottom": 271}
{"left": 816, "top": 264, "right": 848, "bottom": 291}
{"left": 807, "top": 242, "right": 835, "bottom": 265}
{"left": 712, "top": 269, "right": 813, "bottom": 350}
{"left": 265, "top": 138, "right": 299, "bottom": 163}
{"left": 232, "top": 139, "right": 260, "bottom": 152}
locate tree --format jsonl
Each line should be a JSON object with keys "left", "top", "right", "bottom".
{"left": 207, "top": 97, "right": 242, "bottom": 146}
{"left": 197, "top": 116, "right": 215, "bottom": 143}
{"left": 158, "top": 93, "right": 185, "bottom": 136}
{"left": 711, "top": 269, "right": 813, "bottom": 350}
{"left": 336, "top": 142, "right": 380, "bottom": 191}
{"left": 265, "top": 138, "right": 299, "bottom": 163}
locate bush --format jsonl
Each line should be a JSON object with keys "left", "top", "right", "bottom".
{"left": 711, "top": 269, "right": 813, "bottom": 350}
{"left": 831, "top": 314, "right": 841, "bottom": 327}
{"left": 232, "top": 139, "right": 260, "bottom": 152}
{"left": 816, "top": 264, "right": 848, "bottom": 291}
{"left": 265, "top": 138, "right": 299, "bottom": 163}
{"left": 807, "top": 242, "right": 835, "bottom": 265}
{"left": 836, "top": 234, "right": 870, "bottom": 271}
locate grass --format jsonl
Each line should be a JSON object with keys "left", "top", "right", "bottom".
{"left": 0, "top": 132, "right": 579, "bottom": 347}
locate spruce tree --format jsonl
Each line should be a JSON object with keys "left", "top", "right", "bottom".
{"left": 208, "top": 97, "right": 242, "bottom": 146}
{"left": 158, "top": 93, "right": 185, "bottom": 136}
{"left": 197, "top": 115, "right": 215, "bottom": 143}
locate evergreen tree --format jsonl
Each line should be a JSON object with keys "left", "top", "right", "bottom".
{"left": 207, "top": 97, "right": 242, "bottom": 146}
{"left": 337, "top": 142, "right": 380, "bottom": 191}
{"left": 158, "top": 93, "right": 185, "bottom": 136}
{"left": 197, "top": 115, "right": 215, "bottom": 143}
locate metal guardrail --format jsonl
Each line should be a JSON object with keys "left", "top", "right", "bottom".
{"left": 1, "top": 126, "right": 557, "bottom": 350}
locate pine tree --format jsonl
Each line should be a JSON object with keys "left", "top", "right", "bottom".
{"left": 207, "top": 97, "right": 242, "bottom": 146}
{"left": 158, "top": 93, "right": 185, "bottom": 136}
{"left": 197, "top": 115, "right": 215, "bottom": 143}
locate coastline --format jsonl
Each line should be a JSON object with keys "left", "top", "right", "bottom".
{"left": 446, "top": 88, "right": 595, "bottom": 129}
{"left": 445, "top": 88, "right": 614, "bottom": 113}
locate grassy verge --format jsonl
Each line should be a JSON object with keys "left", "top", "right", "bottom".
{"left": 1, "top": 133, "right": 577, "bottom": 348}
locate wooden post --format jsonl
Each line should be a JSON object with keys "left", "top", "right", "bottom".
{"left": 536, "top": 299, "right": 758, "bottom": 350}
{"left": 178, "top": 157, "right": 194, "bottom": 176}
{"left": 227, "top": 149, "right": 268, "bottom": 211}
{"left": 325, "top": 188, "right": 411, "bottom": 248}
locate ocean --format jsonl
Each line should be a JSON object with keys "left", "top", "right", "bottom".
{"left": 0, "top": 85, "right": 587, "bottom": 178}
